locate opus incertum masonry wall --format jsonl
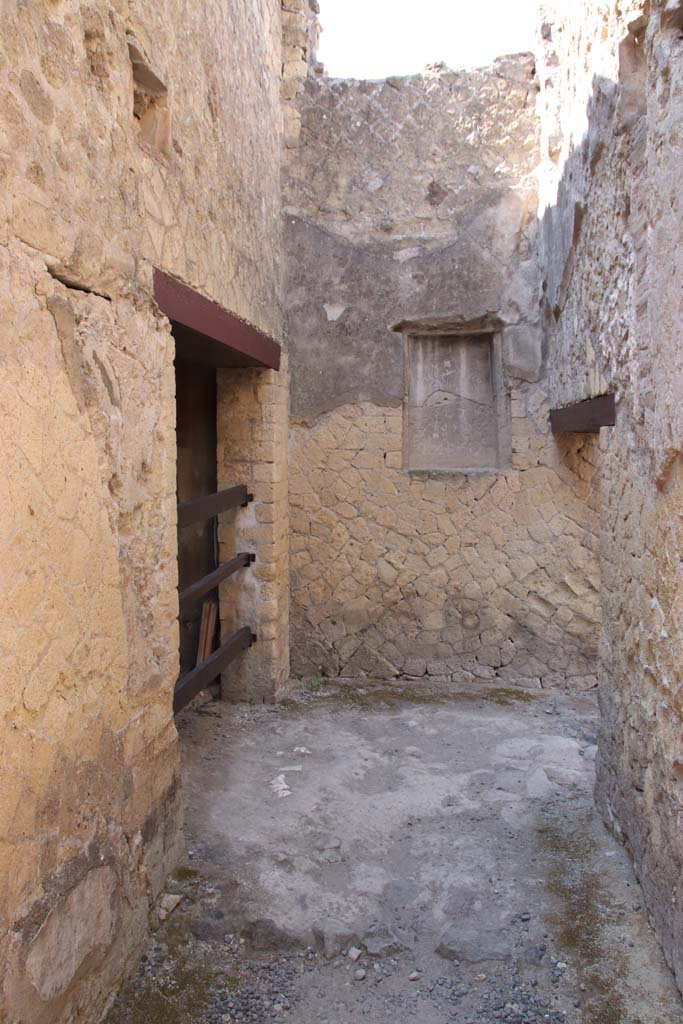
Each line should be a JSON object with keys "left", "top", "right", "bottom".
{"left": 284, "top": 60, "right": 602, "bottom": 688}
{"left": 4, "top": 0, "right": 683, "bottom": 1015}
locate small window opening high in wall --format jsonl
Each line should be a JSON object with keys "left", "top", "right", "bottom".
{"left": 316, "top": 0, "right": 539, "bottom": 79}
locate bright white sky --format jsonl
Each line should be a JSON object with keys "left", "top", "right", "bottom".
{"left": 316, "top": 0, "right": 541, "bottom": 80}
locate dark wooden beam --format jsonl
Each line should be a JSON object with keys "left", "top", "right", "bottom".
{"left": 177, "top": 485, "right": 251, "bottom": 528}
{"left": 178, "top": 552, "right": 255, "bottom": 609}
{"left": 550, "top": 393, "right": 616, "bottom": 434}
{"left": 153, "top": 268, "right": 281, "bottom": 370}
{"left": 173, "top": 626, "right": 255, "bottom": 714}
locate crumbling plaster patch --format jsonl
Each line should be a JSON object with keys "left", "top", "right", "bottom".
{"left": 0, "top": 242, "right": 182, "bottom": 1023}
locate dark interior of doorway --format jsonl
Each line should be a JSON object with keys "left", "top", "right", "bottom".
{"left": 175, "top": 357, "right": 218, "bottom": 674}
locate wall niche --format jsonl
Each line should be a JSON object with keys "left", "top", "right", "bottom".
{"left": 403, "top": 331, "right": 511, "bottom": 472}
{"left": 127, "top": 35, "right": 171, "bottom": 158}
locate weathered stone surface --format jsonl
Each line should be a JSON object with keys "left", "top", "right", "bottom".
{"left": 25, "top": 867, "right": 116, "bottom": 1001}
{"left": 288, "top": 398, "right": 600, "bottom": 685}
{"left": 158, "top": 893, "right": 183, "bottom": 921}
{"left": 404, "top": 334, "right": 507, "bottom": 472}
{"left": 362, "top": 921, "right": 410, "bottom": 957}
{"left": 242, "top": 917, "right": 303, "bottom": 952}
{"left": 536, "top": 0, "right": 683, "bottom": 994}
{"left": 216, "top": 356, "right": 290, "bottom": 703}
{"left": 0, "top": 0, "right": 288, "bottom": 1020}
{"left": 3, "top": 0, "right": 683, "bottom": 1015}
{"left": 110, "top": 687, "right": 683, "bottom": 1023}
{"left": 284, "top": 59, "right": 542, "bottom": 416}
{"left": 312, "top": 918, "right": 360, "bottom": 958}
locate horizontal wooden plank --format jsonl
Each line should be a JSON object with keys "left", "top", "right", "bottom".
{"left": 177, "top": 486, "right": 251, "bottom": 527}
{"left": 173, "top": 626, "right": 255, "bottom": 714}
{"left": 550, "top": 393, "right": 616, "bottom": 433}
{"left": 178, "top": 553, "right": 254, "bottom": 608}
{"left": 154, "top": 268, "right": 281, "bottom": 370}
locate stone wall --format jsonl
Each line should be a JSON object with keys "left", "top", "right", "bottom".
{"left": 0, "top": 0, "right": 285, "bottom": 1020}
{"left": 536, "top": 0, "right": 683, "bottom": 991}
{"left": 217, "top": 356, "right": 290, "bottom": 703}
{"left": 284, "top": 59, "right": 602, "bottom": 687}
{"left": 281, "top": 0, "right": 322, "bottom": 149}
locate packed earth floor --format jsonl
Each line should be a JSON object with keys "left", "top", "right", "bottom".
{"left": 107, "top": 680, "right": 683, "bottom": 1024}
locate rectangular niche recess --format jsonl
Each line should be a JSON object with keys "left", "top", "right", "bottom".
{"left": 403, "top": 332, "right": 510, "bottom": 472}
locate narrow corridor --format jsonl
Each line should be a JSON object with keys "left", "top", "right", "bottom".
{"left": 108, "top": 680, "right": 683, "bottom": 1024}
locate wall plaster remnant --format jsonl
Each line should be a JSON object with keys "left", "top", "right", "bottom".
{"left": 284, "top": 56, "right": 600, "bottom": 688}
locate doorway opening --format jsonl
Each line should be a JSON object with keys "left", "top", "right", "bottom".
{"left": 154, "top": 269, "right": 282, "bottom": 711}
{"left": 175, "top": 357, "right": 219, "bottom": 675}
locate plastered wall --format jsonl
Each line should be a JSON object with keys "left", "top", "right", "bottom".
{"left": 0, "top": 0, "right": 285, "bottom": 1019}
{"left": 537, "top": 0, "right": 683, "bottom": 990}
{"left": 284, "top": 59, "right": 602, "bottom": 688}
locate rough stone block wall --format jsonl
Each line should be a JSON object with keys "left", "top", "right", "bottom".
{"left": 0, "top": 0, "right": 285, "bottom": 1019}
{"left": 290, "top": 401, "right": 599, "bottom": 683}
{"left": 537, "top": 0, "right": 683, "bottom": 991}
{"left": 281, "top": 0, "right": 321, "bottom": 149}
{"left": 284, "top": 58, "right": 602, "bottom": 687}
{"left": 1, "top": 247, "right": 182, "bottom": 1024}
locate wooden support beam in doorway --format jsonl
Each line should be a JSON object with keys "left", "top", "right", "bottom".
{"left": 173, "top": 626, "right": 256, "bottom": 714}
{"left": 177, "top": 485, "right": 252, "bottom": 528}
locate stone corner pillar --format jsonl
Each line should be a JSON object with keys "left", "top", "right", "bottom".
{"left": 216, "top": 353, "right": 289, "bottom": 702}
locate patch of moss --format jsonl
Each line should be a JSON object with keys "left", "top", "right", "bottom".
{"left": 272, "top": 677, "right": 541, "bottom": 716}
{"left": 537, "top": 822, "right": 626, "bottom": 1024}
{"left": 274, "top": 698, "right": 300, "bottom": 712}
{"left": 296, "top": 679, "right": 539, "bottom": 711}
{"left": 304, "top": 676, "right": 327, "bottom": 693}
{"left": 173, "top": 865, "right": 199, "bottom": 882}
{"left": 164, "top": 918, "right": 193, "bottom": 953}
{"left": 481, "top": 686, "right": 538, "bottom": 705}
{"left": 333, "top": 683, "right": 374, "bottom": 707}
{"left": 225, "top": 970, "right": 242, "bottom": 992}
{"left": 107, "top": 960, "right": 220, "bottom": 1024}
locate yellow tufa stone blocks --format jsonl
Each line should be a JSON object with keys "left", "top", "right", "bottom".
{"left": 217, "top": 357, "right": 290, "bottom": 703}
{"left": 289, "top": 399, "right": 601, "bottom": 687}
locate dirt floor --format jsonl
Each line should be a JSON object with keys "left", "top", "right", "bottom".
{"left": 107, "top": 679, "right": 683, "bottom": 1024}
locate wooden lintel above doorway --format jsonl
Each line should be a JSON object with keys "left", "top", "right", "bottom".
{"left": 153, "top": 268, "right": 281, "bottom": 370}
{"left": 549, "top": 393, "right": 616, "bottom": 434}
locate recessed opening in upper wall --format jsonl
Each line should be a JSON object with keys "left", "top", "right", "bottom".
{"left": 316, "top": 0, "right": 540, "bottom": 79}
{"left": 127, "top": 35, "right": 171, "bottom": 158}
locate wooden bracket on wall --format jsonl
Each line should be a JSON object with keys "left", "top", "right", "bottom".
{"left": 549, "top": 393, "right": 616, "bottom": 434}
